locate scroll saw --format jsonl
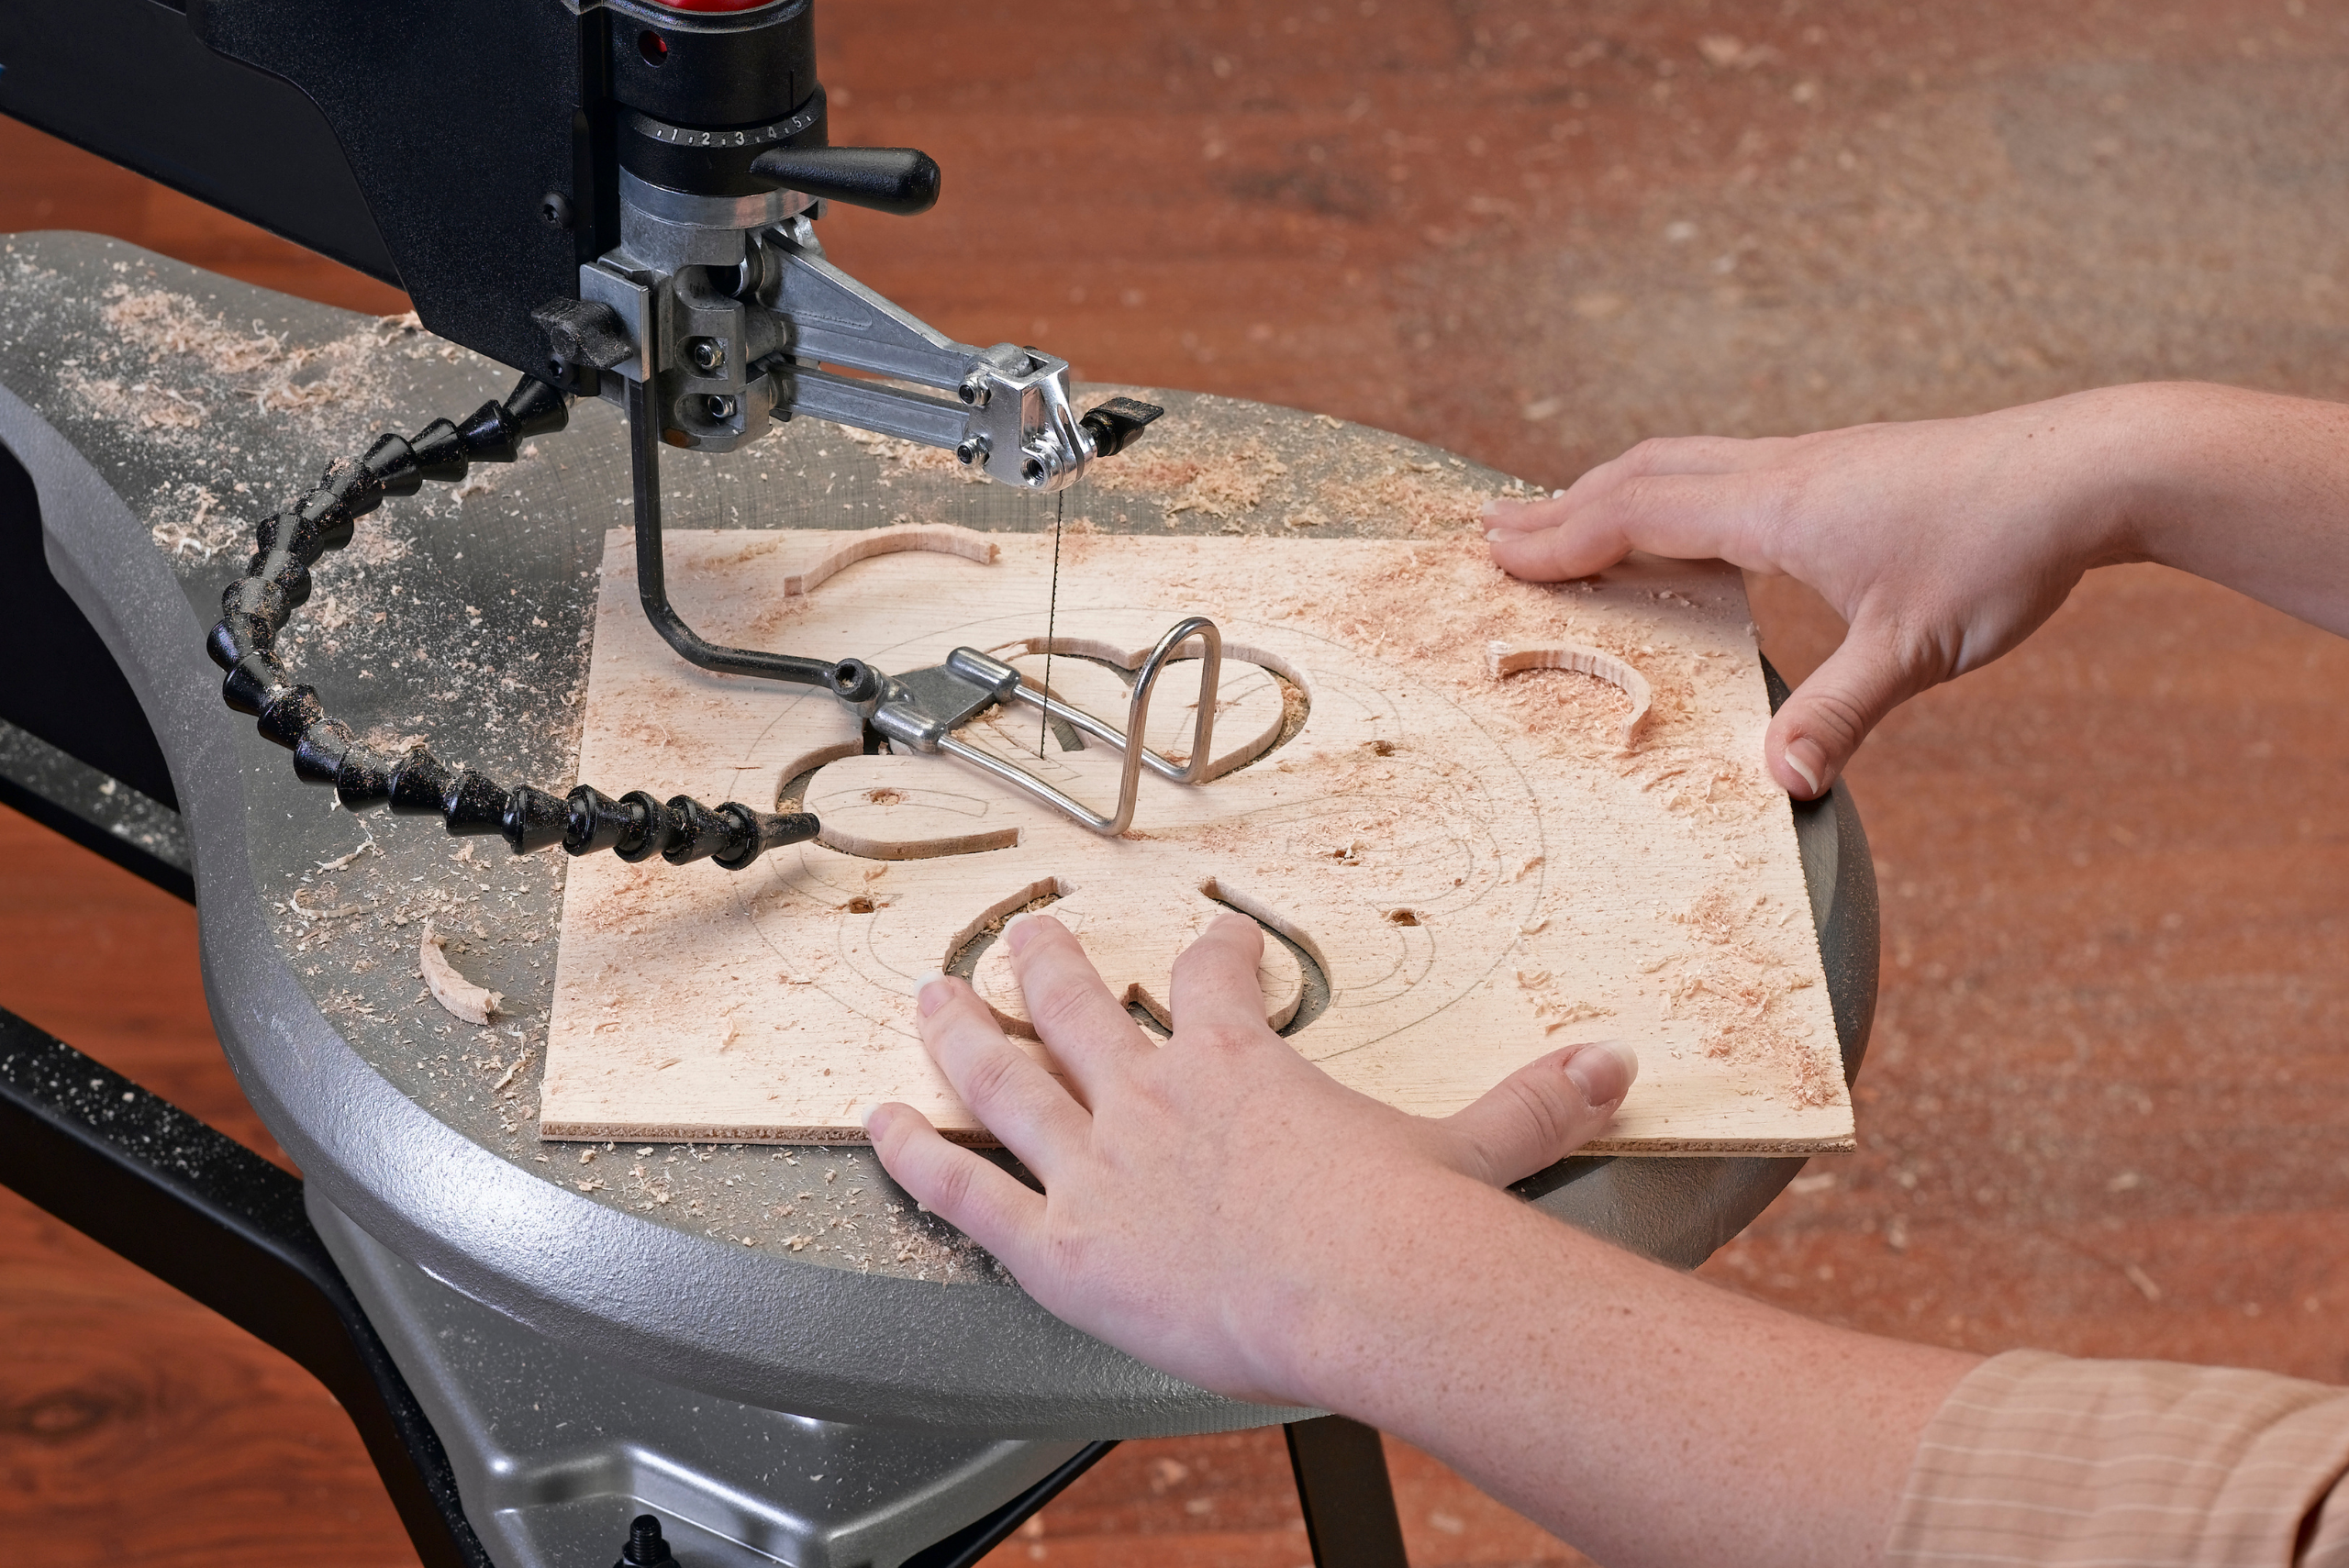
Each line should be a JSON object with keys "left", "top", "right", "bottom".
{"left": 0, "top": 4, "right": 1884, "bottom": 1566}
{"left": 162, "top": 0, "right": 1216, "bottom": 863}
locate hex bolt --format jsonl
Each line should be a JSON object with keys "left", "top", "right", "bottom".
{"left": 704, "top": 394, "right": 737, "bottom": 420}
{"left": 687, "top": 337, "right": 726, "bottom": 373}
{"left": 539, "top": 192, "right": 573, "bottom": 230}
{"left": 955, "top": 434, "right": 989, "bottom": 466}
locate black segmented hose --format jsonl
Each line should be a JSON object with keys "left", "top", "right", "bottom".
{"left": 206, "top": 373, "right": 818, "bottom": 872}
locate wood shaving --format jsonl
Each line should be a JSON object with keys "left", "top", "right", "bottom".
{"left": 421, "top": 919, "right": 502, "bottom": 1025}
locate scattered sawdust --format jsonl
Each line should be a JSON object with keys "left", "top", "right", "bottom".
{"left": 492, "top": 1049, "right": 535, "bottom": 1094}
{"left": 1663, "top": 888, "right": 1835, "bottom": 1105}
{"left": 147, "top": 485, "right": 247, "bottom": 562}
{"left": 1089, "top": 450, "right": 1205, "bottom": 494}
{"left": 884, "top": 1207, "right": 985, "bottom": 1280}
{"left": 346, "top": 527, "right": 414, "bottom": 567}
{"left": 63, "top": 369, "right": 207, "bottom": 432}
{"left": 1515, "top": 967, "right": 1618, "bottom": 1033}
{"left": 103, "top": 287, "right": 288, "bottom": 372}
{"left": 1314, "top": 462, "right": 1487, "bottom": 534}
{"left": 1087, "top": 428, "right": 1293, "bottom": 522}
{"left": 97, "top": 284, "right": 425, "bottom": 451}
{"left": 1489, "top": 666, "right": 1638, "bottom": 756}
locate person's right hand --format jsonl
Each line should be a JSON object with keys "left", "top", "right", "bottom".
{"left": 1479, "top": 385, "right": 2161, "bottom": 797}
{"left": 863, "top": 911, "right": 1635, "bottom": 1407}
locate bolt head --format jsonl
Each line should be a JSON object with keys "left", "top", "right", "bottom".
{"left": 955, "top": 437, "right": 982, "bottom": 465}
{"left": 539, "top": 192, "right": 573, "bottom": 229}
{"left": 688, "top": 337, "right": 726, "bottom": 373}
{"left": 705, "top": 395, "right": 736, "bottom": 420}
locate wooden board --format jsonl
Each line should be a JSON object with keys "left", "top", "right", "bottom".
{"left": 539, "top": 524, "right": 1854, "bottom": 1153}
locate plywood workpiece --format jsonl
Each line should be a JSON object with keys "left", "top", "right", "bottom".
{"left": 540, "top": 524, "right": 1855, "bottom": 1153}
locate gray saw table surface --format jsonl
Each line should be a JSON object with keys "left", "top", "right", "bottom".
{"left": 0, "top": 232, "right": 1876, "bottom": 1437}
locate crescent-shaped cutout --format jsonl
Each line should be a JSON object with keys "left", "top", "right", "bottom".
{"left": 1486, "top": 639, "right": 1653, "bottom": 751}
{"left": 784, "top": 522, "right": 1000, "bottom": 596}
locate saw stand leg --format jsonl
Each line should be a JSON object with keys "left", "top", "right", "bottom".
{"left": 1286, "top": 1415, "right": 1413, "bottom": 1566}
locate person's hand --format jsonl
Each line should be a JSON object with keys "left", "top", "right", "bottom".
{"left": 863, "top": 910, "right": 1636, "bottom": 1406}
{"left": 1481, "top": 387, "right": 2158, "bottom": 797}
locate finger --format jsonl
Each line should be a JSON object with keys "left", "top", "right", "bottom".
{"left": 1436, "top": 1040, "right": 1640, "bottom": 1186}
{"left": 1003, "top": 915, "right": 1152, "bottom": 1093}
{"left": 1481, "top": 435, "right": 1781, "bottom": 535}
{"left": 1485, "top": 472, "right": 1773, "bottom": 584}
{"left": 1765, "top": 614, "right": 1942, "bottom": 797}
{"left": 1166, "top": 911, "right": 1279, "bottom": 1044}
{"left": 864, "top": 1101, "right": 1044, "bottom": 1262}
{"left": 916, "top": 971, "right": 1091, "bottom": 1173}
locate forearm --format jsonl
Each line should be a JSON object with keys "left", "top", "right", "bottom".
{"left": 2111, "top": 382, "right": 2349, "bottom": 636}
{"left": 1277, "top": 1171, "right": 1977, "bottom": 1568}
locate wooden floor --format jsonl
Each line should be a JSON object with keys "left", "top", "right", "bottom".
{"left": 6, "top": 3, "right": 2349, "bottom": 1564}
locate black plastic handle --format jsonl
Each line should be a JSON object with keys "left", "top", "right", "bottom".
{"left": 749, "top": 146, "right": 943, "bottom": 217}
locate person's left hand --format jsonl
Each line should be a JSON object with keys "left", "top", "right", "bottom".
{"left": 864, "top": 910, "right": 1637, "bottom": 1407}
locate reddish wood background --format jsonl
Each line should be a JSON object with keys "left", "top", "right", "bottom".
{"left": 5, "top": 3, "right": 2348, "bottom": 1564}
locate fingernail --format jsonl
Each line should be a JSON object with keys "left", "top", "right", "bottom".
{"left": 860, "top": 1102, "right": 885, "bottom": 1132}
{"left": 1782, "top": 738, "right": 1826, "bottom": 797}
{"left": 912, "top": 968, "right": 950, "bottom": 1016}
{"left": 1004, "top": 910, "right": 1039, "bottom": 951}
{"left": 1564, "top": 1040, "right": 1639, "bottom": 1106}
{"left": 1484, "top": 529, "right": 1507, "bottom": 542}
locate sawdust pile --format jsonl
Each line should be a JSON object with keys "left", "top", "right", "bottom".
{"left": 84, "top": 284, "right": 427, "bottom": 449}
{"left": 1660, "top": 887, "right": 1837, "bottom": 1106}
{"left": 1091, "top": 437, "right": 1281, "bottom": 521}
{"left": 1313, "top": 459, "right": 1488, "bottom": 534}
{"left": 146, "top": 484, "right": 250, "bottom": 563}
{"left": 61, "top": 369, "right": 209, "bottom": 433}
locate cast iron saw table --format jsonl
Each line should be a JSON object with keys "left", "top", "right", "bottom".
{"left": 0, "top": 234, "right": 1878, "bottom": 1568}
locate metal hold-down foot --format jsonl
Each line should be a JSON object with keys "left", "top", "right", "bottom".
{"left": 623, "top": 378, "right": 1223, "bottom": 836}
{"left": 841, "top": 617, "right": 1224, "bottom": 838}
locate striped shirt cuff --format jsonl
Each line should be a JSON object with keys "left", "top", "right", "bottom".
{"left": 1887, "top": 1349, "right": 2349, "bottom": 1567}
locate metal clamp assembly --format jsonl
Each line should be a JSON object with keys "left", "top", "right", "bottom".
{"left": 545, "top": 129, "right": 1212, "bottom": 837}
{"left": 848, "top": 620, "right": 1223, "bottom": 838}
